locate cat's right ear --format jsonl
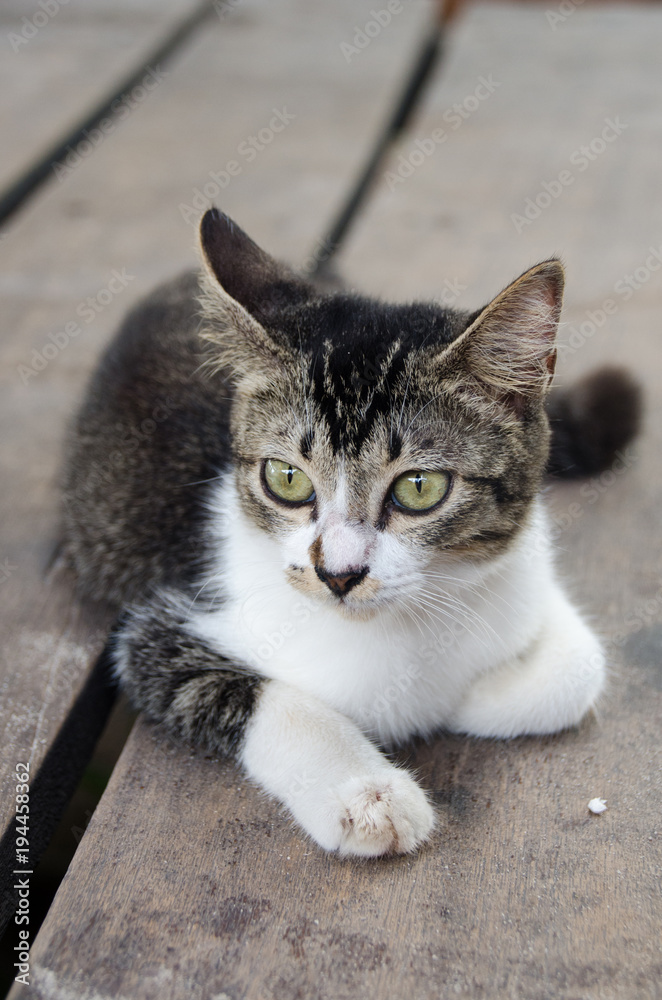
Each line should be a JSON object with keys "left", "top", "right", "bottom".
{"left": 199, "top": 208, "right": 288, "bottom": 314}
{"left": 198, "top": 209, "right": 299, "bottom": 383}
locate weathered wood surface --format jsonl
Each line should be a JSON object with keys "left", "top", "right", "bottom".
{"left": 0, "top": 0, "right": 214, "bottom": 932}
{"left": 0, "top": 0, "right": 195, "bottom": 194}
{"left": 4, "top": 0, "right": 662, "bottom": 997}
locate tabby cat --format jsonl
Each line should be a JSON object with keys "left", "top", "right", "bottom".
{"left": 62, "top": 209, "right": 639, "bottom": 857}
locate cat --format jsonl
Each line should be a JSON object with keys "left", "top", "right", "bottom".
{"left": 62, "top": 208, "right": 640, "bottom": 857}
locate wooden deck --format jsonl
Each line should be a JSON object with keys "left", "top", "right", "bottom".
{"left": 1, "top": 1, "right": 661, "bottom": 997}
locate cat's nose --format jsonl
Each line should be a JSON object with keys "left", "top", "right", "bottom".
{"left": 315, "top": 565, "right": 368, "bottom": 596}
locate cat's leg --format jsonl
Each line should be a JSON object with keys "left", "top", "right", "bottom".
{"left": 112, "top": 594, "right": 263, "bottom": 756}
{"left": 240, "top": 679, "right": 435, "bottom": 857}
{"left": 451, "top": 586, "right": 605, "bottom": 738}
{"left": 112, "top": 594, "right": 434, "bottom": 857}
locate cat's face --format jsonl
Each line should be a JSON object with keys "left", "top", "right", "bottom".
{"left": 198, "top": 210, "right": 562, "bottom": 617}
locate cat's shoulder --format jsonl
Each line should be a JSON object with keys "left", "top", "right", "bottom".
{"left": 111, "top": 269, "right": 201, "bottom": 351}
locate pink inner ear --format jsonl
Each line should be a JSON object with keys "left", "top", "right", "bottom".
{"left": 442, "top": 260, "right": 564, "bottom": 411}
{"left": 538, "top": 276, "right": 563, "bottom": 345}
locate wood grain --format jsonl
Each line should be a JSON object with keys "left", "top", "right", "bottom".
{"left": 4, "top": 0, "right": 662, "bottom": 996}
{"left": 0, "top": 0, "right": 196, "bottom": 193}
{"left": 0, "top": 0, "right": 202, "bottom": 932}
{"left": 9, "top": 626, "right": 661, "bottom": 1000}
{"left": 0, "top": 307, "right": 116, "bottom": 932}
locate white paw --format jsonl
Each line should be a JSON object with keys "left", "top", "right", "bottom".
{"left": 331, "top": 770, "right": 435, "bottom": 858}
{"left": 239, "top": 680, "right": 436, "bottom": 858}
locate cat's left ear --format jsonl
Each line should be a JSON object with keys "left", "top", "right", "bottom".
{"left": 436, "top": 259, "right": 564, "bottom": 413}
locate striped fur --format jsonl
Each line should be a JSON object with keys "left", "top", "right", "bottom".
{"left": 61, "top": 210, "right": 637, "bottom": 856}
{"left": 114, "top": 594, "right": 261, "bottom": 755}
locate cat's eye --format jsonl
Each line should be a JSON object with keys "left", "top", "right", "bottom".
{"left": 391, "top": 470, "right": 451, "bottom": 512}
{"left": 263, "top": 459, "right": 315, "bottom": 505}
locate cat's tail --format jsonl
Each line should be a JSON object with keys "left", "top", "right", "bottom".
{"left": 546, "top": 366, "right": 642, "bottom": 478}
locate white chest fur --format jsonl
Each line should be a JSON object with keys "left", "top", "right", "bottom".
{"left": 187, "top": 479, "right": 560, "bottom": 745}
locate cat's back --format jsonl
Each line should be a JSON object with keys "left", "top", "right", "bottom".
{"left": 62, "top": 270, "right": 233, "bottom": 605}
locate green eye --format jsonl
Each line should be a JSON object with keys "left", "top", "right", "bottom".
{"left": 391, "top": 470, "right": 450, "bottom": 512}
{"left": 264, "top": 459, "right": 315, "bottom": 504}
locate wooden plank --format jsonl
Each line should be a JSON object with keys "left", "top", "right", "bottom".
{"left": 0, "top": 0, "right": 208, "bottom": 932}
{"left": 0, "top": 0, "right": 196, "bottom": 194}
{"left": 8, "top": 655, "right": 662, "bottom": 1000}
{"left": 5, "top": 1, "right": 662, "bottom": 997}
{"left": 0, "top": 300, "right": 118, "bottom": 932}
{"left": 0, "top": 0, "right": 219, "bottom": 891}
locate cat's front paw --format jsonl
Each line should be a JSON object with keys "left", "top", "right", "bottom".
{"left": 240, "top": 680, "right": 435, "bottom": 858}
{"left": 331, "top": 771, "right": 435, "bottom": 858}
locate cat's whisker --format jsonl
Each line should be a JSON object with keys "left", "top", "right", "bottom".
{"left": 406, "top": 587, "right": 480, "bottom": 638}
{"left": 420, "top": 571, "right": 500, "bottom": 605}
{"left": 183, "top": 589, "right": 217, "bottom": 624}
{"left": 417, "top": 581, "right": 512, "bottom": 638}
{"left": 424, "top": 565, "right": 532, "bottom": 622}
{"left": 176, "top": 473, "right": 226, "bottom": 488}
{"left": 407, "top": 597, "right": 489, "bottom": 651}
{"left": 401, "top": 603, "right": 440, "bottom": 647}
{"left": 415, "top": 607, "right": 495, "bottom": 653}
{"left": 411, "top": 592, "right": 497, "bottom": 649}
{"left": 402, "top": 392, "right": 444, "bottom": 436}
{"left": 187, "top": 568, "right": 294, "bottom": 622}
{"left": 423, "top": 568, "right": 521, "bottom": 606}
{"left": 183, "top": 574, "right": 224, "bottom": 617}
{"left": 395, "top": 363, "right": 413, "bottom": 440}
{"left": 489, "top": 564, "right": 535, "bottom": 600}
{"left": 412, "top": 579, "right": 475, "bottom": 611}
{"left": 413, "top": 578, "right": 505, "bottom": 635}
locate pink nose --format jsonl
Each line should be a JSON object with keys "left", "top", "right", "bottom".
{"left": 315, "top": 565, "right": 368, "bottom": 596}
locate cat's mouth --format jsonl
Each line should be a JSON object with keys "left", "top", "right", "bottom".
{"left": 285, "top": 563, "right": 384, "bottom": 616}
{"left": 331, "top": 593, "right": 383, "bottom": 621}
{"left": 308, "top": 591, "right": 383, "bottom": 624}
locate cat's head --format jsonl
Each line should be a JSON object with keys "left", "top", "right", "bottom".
{"left": 198, "top": 209, "right": 562, "bottom": 618}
